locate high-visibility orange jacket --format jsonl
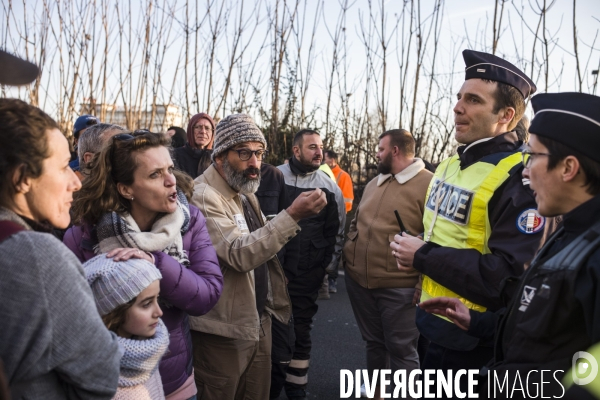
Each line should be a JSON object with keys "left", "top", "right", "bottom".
{"left": 331, "top": 164, "right": 354, "bottom": 213}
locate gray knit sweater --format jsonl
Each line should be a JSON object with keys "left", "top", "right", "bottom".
{"left": 0, "top": 208, "right": 121, "bottom": 399}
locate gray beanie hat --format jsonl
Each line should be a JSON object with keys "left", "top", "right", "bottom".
{"left": 211, "top": 114, "right": 267, "bottom": 161}
{"left": 83, "top": 255, "right": 162, "bottom": 316}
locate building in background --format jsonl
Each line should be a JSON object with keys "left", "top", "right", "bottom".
{"left": 80, "top": 103, "right": 182, "bottom": 132}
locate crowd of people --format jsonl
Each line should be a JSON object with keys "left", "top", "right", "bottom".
{"left": 1, "top": 45, "right": 600, "bottom": 400}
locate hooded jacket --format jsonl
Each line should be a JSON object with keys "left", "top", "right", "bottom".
{"left": 174, "top": 113, "right": 215, "bottom": 178}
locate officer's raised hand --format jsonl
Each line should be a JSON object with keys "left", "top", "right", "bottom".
{"left": 418, "top": 297, "right": 471, "bottom": 331}
{"left": 390, "top": 232, "right": 425, "bottom": 272}
{"left": 286, "top": 188, "right": 327, "bottom": 222}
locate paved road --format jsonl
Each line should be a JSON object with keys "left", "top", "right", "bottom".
{"left": 276, "top": 271, "right": 366, "bottom": 400}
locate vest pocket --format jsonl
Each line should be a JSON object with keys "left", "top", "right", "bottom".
{"left": 515, "top": 271, "right": 567, "bottom": 341}
{"left": 298, "top": 237, "right": 330, "bottom": 270}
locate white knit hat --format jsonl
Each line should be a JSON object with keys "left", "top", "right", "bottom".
{"left": 211, "top": 113, "right": 267, "bottom": 161}
{"left": 83, "top": 255, "right": 162, "bottom": 316}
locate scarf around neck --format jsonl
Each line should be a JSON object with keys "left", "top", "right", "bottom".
{"left": 118, "top": 319, "right": 169, "bottom": 387}
{"left": 95, "top": 189, "right": 191, "bottom": 265}
{"left": 289, "top": 155, "right": 319, "bottom": 175}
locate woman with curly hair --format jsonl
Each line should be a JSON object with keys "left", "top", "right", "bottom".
{"left": 64, "top": 131, "right": 223, "bottom": 400}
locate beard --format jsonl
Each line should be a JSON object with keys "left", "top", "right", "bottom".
{"left": 298, "top": 152, "right": 321, "bottom": 172}
{"left": 377, "top": 152, "right": 393, "bottom": 175}
{"left": 222, "top": 157, "right": 261, "bottom": 194}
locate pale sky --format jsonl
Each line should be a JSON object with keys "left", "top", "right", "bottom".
{"left": 2, "top": 0, "right": 599, "bottom": 139}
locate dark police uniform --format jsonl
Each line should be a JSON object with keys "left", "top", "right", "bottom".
{"left": 483, "top": 194, "right": 600, "bottom": 398}
{"left": 413, "top": 52, "right": 554, "bottom": 383}
{"left": 468, "top": 91, "right": 600, "bottom": 399}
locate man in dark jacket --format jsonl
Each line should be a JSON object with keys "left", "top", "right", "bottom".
{"left": 277, "top": 129, "right": 345, "bottom": 400}
{"left": 419, "top": 92, "right": 600, "bottom": 398}
{"left": 254, "top": 163, "right": 299, "bottom": 400}
{"left": 391, "top": 50, "right": 555, "bottom": 393}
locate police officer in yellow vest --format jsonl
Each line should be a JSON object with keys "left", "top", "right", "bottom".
{"left": 418, "top": 92, "right": 600, "bottom": 398}
{"left": 390, "top": 50, "right": 554, "bottom": 393}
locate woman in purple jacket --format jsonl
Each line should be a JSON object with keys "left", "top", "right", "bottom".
{"left": 64, "top": 131, "right": 222, "bottom": 400}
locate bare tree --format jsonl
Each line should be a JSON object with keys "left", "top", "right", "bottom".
{"left": 266, "top": 0, "right": 299, "bottom": 160}
{"left": 492, "top": 0, "right": 507, "bottom": 54}
{"left": 2, "top": 0, "right": 598, "bottom": 185}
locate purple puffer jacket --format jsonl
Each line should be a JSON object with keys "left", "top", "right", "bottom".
{"left": 63, "top": 205, "right": 222, "bottom": 396}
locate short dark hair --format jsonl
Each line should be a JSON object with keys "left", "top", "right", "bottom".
{"left": 378, "top": 129, "right": 415, "bottom": 157}
{"left": 537, "top": 135, "right": 600, "bottom": 195}
{"left": 483, "top": 80, "right": 525, "bottom": 131}
{"left": 324, "top": 150, "right": 338, "bottom": 160}
{"left": 0, "top": 98, "right": 59, "bottom": 209}
{"left": 293, "top": 129, "right": 319, "bottom": 147}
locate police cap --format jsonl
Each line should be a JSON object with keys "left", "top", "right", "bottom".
{"left": 0, "top": 49, "right": 39, "bottom": 86}
{"left": 463, "top": 49, "right": 536, "bottom": 98}
{"left": 530, "top": 92, "right": 600, "bottom": 163}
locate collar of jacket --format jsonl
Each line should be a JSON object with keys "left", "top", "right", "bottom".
{"left": 377, "top": 158, "right": 426, "bottom": 186}
{"left": 202, "top": 164, "right": 240, "bottom": 201}
{"left": 183, "top": 142, "right": 213, "bottom": 160}
{"left": 0, "top": 207, "right": 31, "bottom": 230}
{"left": 288, "top": 156, "right": 319, "bottom": 176}
{"left": 456, "top": 131, "right": 522, "bottom": 168}
{"left": 562, "top": 194, "right": 600, "bottom": 235}
{"left": 330, "top": 163, "right": 345, "bottom": 177}
{"left": 0, "top": 206, "right": 52, "bottom": 232}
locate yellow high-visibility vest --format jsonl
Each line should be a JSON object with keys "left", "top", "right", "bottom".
{"left": 421, "top": 151, "right": 522, "bottom": 318}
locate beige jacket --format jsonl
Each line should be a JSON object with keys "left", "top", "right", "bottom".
{"left": 344, "top": 159, "right": 433, "bottom": 289}
{"left": 189, "top": 165, "right": 296, "bottom": 341}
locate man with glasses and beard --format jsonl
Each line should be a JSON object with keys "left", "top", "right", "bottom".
{"left": 190, "top": 114, "right": 327, "bottom": 400}
{"left": 276, "top": 129, "right": 346, "bottom": 400}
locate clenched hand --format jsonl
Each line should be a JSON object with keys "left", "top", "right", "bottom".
{"left": 286, "top": 188, "right": 327, "bottom": 222}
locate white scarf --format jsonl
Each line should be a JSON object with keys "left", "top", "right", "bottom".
{"left": 95, "top": 190, "right": 191, "bottom": 265}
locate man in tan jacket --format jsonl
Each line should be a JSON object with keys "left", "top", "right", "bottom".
{"left": 344, "top": 129, "right": 433, "bottom": 397}
{"left": 190, "top": 113, "right": 326, "bottom": 400}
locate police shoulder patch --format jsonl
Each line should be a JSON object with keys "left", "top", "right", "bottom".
{"left": 516, "top": 209, "right": 546, "bottom": 234}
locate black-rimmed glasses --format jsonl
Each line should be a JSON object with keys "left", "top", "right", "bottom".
{"left": 522, "top": 149, "right": 552, "bottom": 168}
{"left": 229, "top": 148, "right": 268, "bottom": 161}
